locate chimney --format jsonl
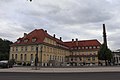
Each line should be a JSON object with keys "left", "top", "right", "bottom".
{"left": 45, "top": 30, "right": 47, "bottom": 33}
{"left": 24, "top": 33, "right": 27, "bottom": 37}
{"left": 72, "top": 39, "right": 74, "bottom": 43}
{"left": 60, "top": 37, "right": 62, "bottom": 41}
{"left": 76, "top": 38, "right": 78, "bottom": 41}
{"left": 76, "top": 38, "right": 78, "bottom": 46}
{"left": 53, "top": 34, "right": 56, "bottom": 38}
{"left": 103, "top": 24, "right": 107, "bottom": 47}
{"left": 72, "top": 39, "right": 74, "bottom": 41}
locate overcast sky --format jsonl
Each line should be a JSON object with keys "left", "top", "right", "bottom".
{"left": 0, "top": 0, "right": 120, "bottom": 50}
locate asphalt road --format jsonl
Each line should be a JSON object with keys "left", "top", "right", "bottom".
{"left": 0, "top": 72, "right": 120, "bottom": 80}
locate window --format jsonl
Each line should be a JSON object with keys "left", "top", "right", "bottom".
{"left": 58, "top": 56, "right": 59, "bottom": 61}
{"left": 75, "top": 57, "right": 77, "bottom": 61}
{"left": 21, "top": 54, "right": 23, "bottom": 61}
{"left": 16, "top": 47, "right": 18, "bottom": 51}
{"left": 97, "top": 46, "right": 100, "bottom": 49}
{"left": 32, "top": 38, "right": 37, "bottom": 42}
{"left": 88, "top": 57, "right": 90, "bottom": 61}
{"left": 50, "top": 55, "right": 52, "bottom": 60}
{"left": 31, "top": 46, "right": 34, "bottom": 51}
{"left": 75, "top": 47, "right": 77, "bottom": 49}
{"left": 21, "top": 47, "right": 23, "bottom": 51}
{"left": 93, "top": 46, "right": 96, "bottom": 49}
{"left": 79, "top": 57, "right": 82, "bottom": 61}
{"left": 24, "top": 54, "right": 27, "bottom": 61}
{"left": 17, "top": 40, "right": 20, "bottom": 43}
{"left": 12, "top": 54, "right": 14, "bottom": 59}
{"left": 89, "top": 46, "right": 92, "bottom": 49}
{"left": 78, "top": 47, "right": 81, "bottom": 49}
{"left": 12, "top": 47, "right": 14, "bottom": 51}
{"left": 24, "top": 39, "right": 28, "bottom": 43}
{"left": 15, "top": 54, "right": 17, "bottom": 60}
{"left": 71, "top": 58, "right": 73, "bottom": 61}
{"left": 92, "top": 57, "right": 95, "bottom": 61}
{"left": 86, "top": 47, "right": 88, "bottom": 49}
{"left": 25, "top": 46, "right": 27, "bottom": 51}
{"left": 31, "top": 54, "right": 33, "bottom": 61}
{"left": 82, "top": 47, "right": 84, "bottom": 49}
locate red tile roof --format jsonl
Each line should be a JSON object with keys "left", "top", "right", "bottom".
{"left": 64, "top": 39, "right": 101, "bottom": 48}
{"left": 11, "top": 29, "right": 101, "bottom": 49}
{"left": 12, "top": 29, "right": 66, "bottom": 46}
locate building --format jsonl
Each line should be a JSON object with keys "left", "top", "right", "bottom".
{"left": 9, "top": 29, "right": 101, "bottom": 66}
{"left": 65, "top": 39, "right": 101, "bottom": 66}
{"left": 113, "top": 50, "right": 120, "bottom": 65}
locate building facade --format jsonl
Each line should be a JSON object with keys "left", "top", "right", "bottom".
{"left": 113, "top": 50, "right": 120, "bottom": 65}
{"left": 9, "top": 29, "right": 101, "bottom": 66}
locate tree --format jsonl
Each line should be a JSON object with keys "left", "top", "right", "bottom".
{"left": 0, "top": 38, "right": 13, "bottom": 60}
{"left": 98, "top": 43, "right": 113, "bottom": 66}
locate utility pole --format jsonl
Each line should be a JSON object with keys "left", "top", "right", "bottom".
{"left": 40, "top": 45, "right": 43, "bottom": 67}
{"left": 35, "top": 45, "right": 38, "bottom": 70}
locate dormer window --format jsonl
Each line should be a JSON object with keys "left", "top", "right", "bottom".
{"left": 93, "top": 46, "right": 96, "bottom": 49}
{"left": 97, "top": 46, "right": 100, "bottom": 49}
{"left": 24, "top": 39, "right": 28, "bottom": 43}
{"left": 17, "top": 40, "right": 21, "bottom": 43}
{"left": 85, "top": 47, "right": 88, "bottom": 49}
{"left": 89, "top": 46, "right": 92, "bottom": 49}
{"left": 32, "top": 38, "right": 37, "bottom": 42}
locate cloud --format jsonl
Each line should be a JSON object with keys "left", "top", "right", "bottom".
{"left": 0, "top": 0, "right": 120, "bottom": 50}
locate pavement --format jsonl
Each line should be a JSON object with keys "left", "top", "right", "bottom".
{"left": 1, "top": 66, "right": 120, "bottom": 73}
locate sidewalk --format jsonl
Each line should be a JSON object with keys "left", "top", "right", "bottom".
{"left": 1, "top": 66, "right": 120, "bottom": 73}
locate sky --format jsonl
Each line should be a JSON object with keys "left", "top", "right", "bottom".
{"left": 0, "top": 0, "right": 120, "bottom": 50}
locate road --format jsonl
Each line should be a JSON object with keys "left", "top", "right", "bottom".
{"left": 0, "top": 72, "right": 120, "bottom": 80}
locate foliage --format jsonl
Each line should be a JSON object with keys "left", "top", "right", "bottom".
{"left": 98, "top": 43, "right": 113, "bottom": 65}
{"left": 0, "top": 38, "right": 13, "bottom": 60}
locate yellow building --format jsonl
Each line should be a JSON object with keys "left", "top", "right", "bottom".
{"left": 65, "top": 39, "right": 101, "bottom": 66}
{"left": 9, "top": 29, "right": 101, "bottom": 66}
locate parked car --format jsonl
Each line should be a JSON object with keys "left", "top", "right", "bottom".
{"left": 0, "top": 60, "right": 13, "bottom": 68}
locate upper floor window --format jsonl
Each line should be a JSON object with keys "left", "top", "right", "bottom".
{"left": 24, "top": 39, "right": 28, "bottom": 43}
{"left": 78, "top": 47, "right": 81, "bottom": 49}
{"left": 17, "top": 40, "right": 21, "bottom": 43}
{"left": 85, "top": 47, "right": 88, "bottom": 49}
{"left": 32, "top": 38, "right": 37, "bottom": 42}
{"left": 25, "top": 46, "right": 27, "bottom": 51}
{"left": 89, "top": 46, "right": 92, "bottom": 49}
{"left": 20, "top": 54, "right": 23, "bottom": 61}
{"left": 31, "top": 46, "right": 34, "bottom": 51}
{"left": 16, "top": 47, "right": 18, "bottom": 51}
{"left": 24, "top": 54, "right": 27, "bottom": 61}
{"left": 97, "top": 46, "right": 100, "bottom": 49}
{"left": 12, "top": 47, "right": 14, "bottom": 51}
{"left": 15, "top": 54, "right": 17, "bottom": 60}
{"left": 21, "top": 47, "right": 23, "bottom": 51}
{"left": 93, "top": 46, "right": 96, "bottom": 49}
{"left": 12, "top": 54, "right": 14, "bottom": 59}
{"left": 82, "top": 47, "right": 84, "bottom": 49}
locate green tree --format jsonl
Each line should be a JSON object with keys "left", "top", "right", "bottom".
{"left": 0, "top": 38, "right": 13, "bottom": 60}
{"left": 98, "top": 43, "right": 113, "bottom": 66}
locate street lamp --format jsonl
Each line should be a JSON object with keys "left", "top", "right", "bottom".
{"left": 35, "top": 45, "right": 38, "bottom": 70}
{"left": 40, "top": 45, "right": 43, "bottom": 67}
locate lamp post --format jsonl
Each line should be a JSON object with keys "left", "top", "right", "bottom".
{"left": 40, "top": 45, "right": 43, "bottom": 68}
{"left": 35, "top": 45, "right": 38, "bottom": 70}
